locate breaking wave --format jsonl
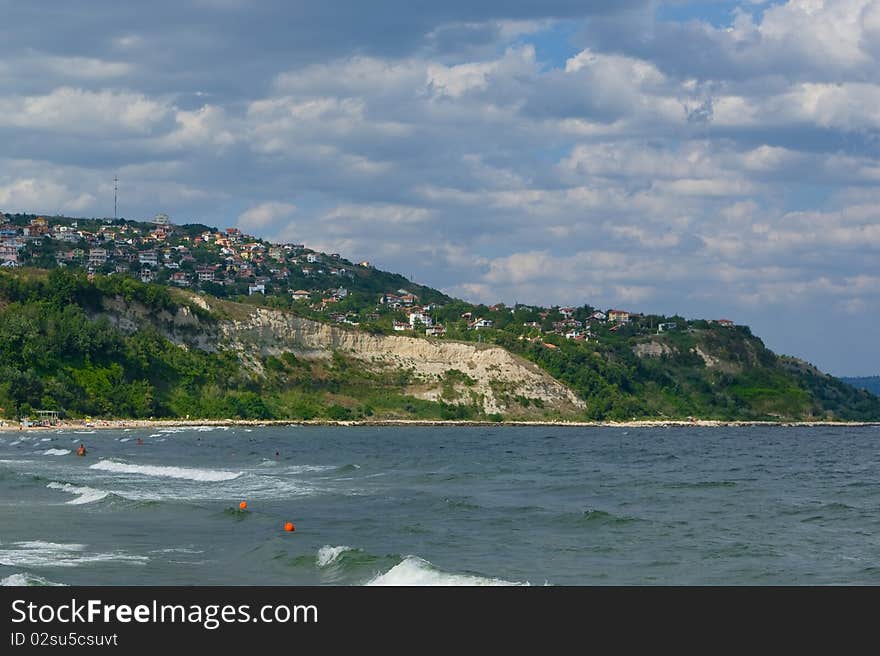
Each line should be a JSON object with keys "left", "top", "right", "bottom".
{"left": 89, "top": 459, "right": 241, "bottom": 482}
{"left": 46, "top": 482, "right": 109, "bottom": 505}
{"left": 366, "top": 555, "right": 525, "bottom": 586}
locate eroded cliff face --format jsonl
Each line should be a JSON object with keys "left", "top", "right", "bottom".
{"left": 217, "top": 307, "right": 585, "bottom": 415}
{"left": 99, "top": 296, "right": 585, "bottom": 415}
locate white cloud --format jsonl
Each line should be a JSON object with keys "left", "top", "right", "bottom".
{"left": 0, "top": 87, "right": 171, "bottom": 136}
{"left": 238, "top": 202, "right": 297, "bottom": 232}
{"left": 0, "top": 178, "right": 95, "bottom": 214}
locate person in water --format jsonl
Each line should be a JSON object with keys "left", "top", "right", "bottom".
{"left": 137, "top": 438, "right": 144, "bottom": 446}
{"left": 76, "top": 444, "right": 87, "bottom": 456}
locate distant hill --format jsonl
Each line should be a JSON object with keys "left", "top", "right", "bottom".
{"left": 840, "top": 377, "right": 880, "bottom": 396}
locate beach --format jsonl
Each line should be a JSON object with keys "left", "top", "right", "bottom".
{"left": 2, "top": 417, "right": 878, "bottom": 433}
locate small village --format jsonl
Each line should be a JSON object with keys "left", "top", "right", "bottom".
{"left": 0, "top": 211, "right": 736, "bottom": 344}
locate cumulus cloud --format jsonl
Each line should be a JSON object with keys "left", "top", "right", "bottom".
{"left": 238, "top": 202, "right": 297, "bottom": 232}
{"left": 1, "top": 1, "right": 879, "bottom": 373}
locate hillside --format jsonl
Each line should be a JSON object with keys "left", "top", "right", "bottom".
{"left": 1, "top": 212, "right": 878, "bottom": 422}
{"left": 1, "top": 266, "right": 878, "bottom": 423}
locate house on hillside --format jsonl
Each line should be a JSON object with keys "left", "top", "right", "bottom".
{"left": 608, "top": 309, "right": 630, "bottom": 323}
{"left": 469, "top": 318, "right": 493, "bottom": 330}
{"left": 139, "top": 250, "right": 159, "bottom": 267}
{"left": 88, "top": 248, "right": 108, "bottom": 267}
{"left": 171, "top": 272, "right": 190, "bottom": 287}
{"left": 408, "top": 311, "right": 433, "bottom": 328}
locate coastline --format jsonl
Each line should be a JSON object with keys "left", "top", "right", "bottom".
{"left": 1, "top": 417, "right": 878, "bottom": 432}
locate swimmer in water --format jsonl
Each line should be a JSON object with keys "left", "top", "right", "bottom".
{"left": 76, "top": 443, "right": 87, "bottom": 456}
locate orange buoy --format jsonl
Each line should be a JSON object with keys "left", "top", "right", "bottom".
{"left": 239, "top": 501, "right": 248, "bottom": 510}
{"left": 284, "top": 521, "right": 295, "bottom": 532}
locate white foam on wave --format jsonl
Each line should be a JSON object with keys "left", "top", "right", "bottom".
{"left": 316, "top": 545, "right": 354, "bottom": 568}
{"left": 0, "top": 541, "right": 148, "bottom": 568}
{"left": 47, "top": 482, "right": 109, "bottom": 505}
{"left": 366, "top": 556, "right": 525, "bottom": 586}
{"left": 157, "top": 425, "right": 229, "bottom": 434}
{"left": 287, "top": 465, "right": 335, "bottom": 474}
{"left": 119, "top": 438, "right": 131, "bottom": 442}
{"left": 90, "top": 459, "right": 241, "bottom": 482}
{"left": 43, "top": 449, "right": 71, "bottom": 456}
{"left": 39, "top": 438, "right": 51, "bottom": 442}
{"left": 9, "top": 441, "right": 22, "bottom": 446}
{"left": 74, "top": 431, "right": 96, "bottom": 434}
{"left": 1, "top": 573, "right": 66, "bottom": 586}
{"left": 149, "top": 434, "right": 161, "bottom": 438}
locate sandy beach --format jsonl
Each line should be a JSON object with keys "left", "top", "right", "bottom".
{"left": 1, "top": 417, "right": 877, "bottom": 432}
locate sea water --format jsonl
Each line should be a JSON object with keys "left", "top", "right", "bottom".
{"left": 0, "top": 425, "right": 878, "bottom": 585}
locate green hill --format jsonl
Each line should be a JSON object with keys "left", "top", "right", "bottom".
{"left": 1, "top": 212, "right": 878, "bottom": 422}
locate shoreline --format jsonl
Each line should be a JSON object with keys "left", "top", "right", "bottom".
{"left": 1, "top": 418, "right": 878, "bottom": 432}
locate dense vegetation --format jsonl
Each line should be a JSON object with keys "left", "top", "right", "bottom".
{"left": 2, "top": 208, "right": 878, "bottom": 422}
{"left": 0, "top": 269, "right": 484, "bottom": 421}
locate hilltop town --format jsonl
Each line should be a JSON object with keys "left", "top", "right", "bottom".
{"left": 0, "top": 211, "right": 736, "bottom": 343}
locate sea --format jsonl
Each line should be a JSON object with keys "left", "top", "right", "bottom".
{"left": 0, "top": 424, "right": 878, "bottom": 586}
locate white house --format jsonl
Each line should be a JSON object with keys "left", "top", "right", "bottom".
{"left": 408, "top": 311, "right": 433, "bottom": 328}
{"left": 469, "top": 318, "right": 494, "bottom": 330}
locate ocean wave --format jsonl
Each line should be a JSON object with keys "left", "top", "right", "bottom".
{"left": 1, "top": 572, "right": 66, "bottom": 586}
{"left": 286, "top": 465, "right": 335, "bottom": 474}
{"left": 89, "top": 459, "right": 241, "bottom": 482}
{"left": 46, "top": 482, "right": 109, "bottom": 505}
{"left": 43, "top": 448, "right": 71, "bottom": 456}
{"left": 0, "top": 541, "right": 148, "bottom": 568}
{"left": 316, "top": 545, "right": 355, "bottom": 568}
{"left": 366, "top": 556, "right": 525, "bottom": 586}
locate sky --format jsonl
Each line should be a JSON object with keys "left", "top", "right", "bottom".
{"left": 0, "top": 0, "right": 878, "bottom": 375}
